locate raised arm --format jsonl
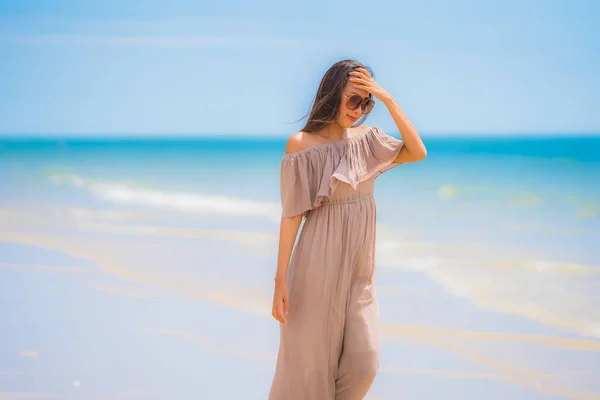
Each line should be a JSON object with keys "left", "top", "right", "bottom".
{"left": 384, "top": 95, "right": 427, "bottom": 164}
{"left": 349, "top": 67, "right": 427, "bottom": 164}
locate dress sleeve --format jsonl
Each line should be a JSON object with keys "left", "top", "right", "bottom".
{"left": 280, "top": 155, "right": 316, "bottom": 218}
{"left": 368, "top": 127, "right": 404, "bottom": 178}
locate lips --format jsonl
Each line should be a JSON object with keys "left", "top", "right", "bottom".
{"left": 347, "top": 115, "right": 357, "bottom": 122}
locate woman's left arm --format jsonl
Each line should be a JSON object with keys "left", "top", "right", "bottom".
{"left": 383, "top": 95, "right": 427, "bottom": 163}
{"left": 349, "top": 67, "right": 427, "bottom": 164}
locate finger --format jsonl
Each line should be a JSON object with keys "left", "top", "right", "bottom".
{"left": 349, "top": 77, "right": 367, "bottom": 84}
{"left": 278, "top": 302, "right": 287, "bottom": 323}
{"left": 349, "top": 74, "right": 370, "bottom": 82}
{"left": 283, "top": 296, "right": 289, "bottom": 316}
{"left": 275, "top": 311, "right": 282, "bottom": 323}
{"left": 349, "top": 72, "right": 367, "bottom": 80}
{"left": 273, "top": 301, "right": 283, "bottom": 323}
{"left": 273, "top": 300, "right": 280, "bottom": 322}
{"left": 353, "top": 84, "right": 371, "bottom": 91}
{"left": 350, "top": 69, "right": 369, "bottom": 79}
{"left": 356, "top": 67, "right": 371, "bottom": 77}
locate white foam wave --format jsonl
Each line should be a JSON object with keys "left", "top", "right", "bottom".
{"left": 50, "top": 174, "right": 281, "bottom": 220}
{"left": 376, "top": 230, "right": 600, "bottom": 338}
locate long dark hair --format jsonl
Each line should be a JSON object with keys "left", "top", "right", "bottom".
{"left": 296, "top": 59, "right": 374, "bottom": 133}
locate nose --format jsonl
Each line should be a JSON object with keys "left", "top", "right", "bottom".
{"left": 349, "top": 105, "right": 362, "bottom": 116}
{"left": 350, "top": 108, "right": 362, "bottom": 117}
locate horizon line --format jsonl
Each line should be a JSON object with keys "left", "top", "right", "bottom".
{"left": 1, "top": 131, "right": 599, "bottom": 140}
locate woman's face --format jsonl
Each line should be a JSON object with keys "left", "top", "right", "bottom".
{"left": 338, "top": 81, "right": 370, "bottom": 128}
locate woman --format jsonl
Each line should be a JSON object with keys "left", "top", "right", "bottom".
{"left": 269, "top": 59, "right": 427, "bottom": 399}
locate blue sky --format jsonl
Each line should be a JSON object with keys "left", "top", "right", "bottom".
{"left": 0, "top": 0, "right": 598, "bottom": 136}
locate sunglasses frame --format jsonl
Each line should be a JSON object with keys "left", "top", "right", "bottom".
{"left": 344, "top": 93, "right": 375, "bottom": 115}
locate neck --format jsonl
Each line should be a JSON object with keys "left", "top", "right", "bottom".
{"left": 320, "top": 123, "right": 345, "bottom": 141}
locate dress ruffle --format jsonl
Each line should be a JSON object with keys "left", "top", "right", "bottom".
{"left": 280, "top": 126, "right": 403, "bottom": 218}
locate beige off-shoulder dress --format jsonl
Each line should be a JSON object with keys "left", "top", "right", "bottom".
{"left": 269, "top": 125, "right": 404, "bottom": 400}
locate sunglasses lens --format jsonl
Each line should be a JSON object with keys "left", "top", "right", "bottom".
{"left": 347, "top": 95, "right": 362, "bottom": 110}
{"left": 362, "top": 99, "right": 374, "bottom": 114}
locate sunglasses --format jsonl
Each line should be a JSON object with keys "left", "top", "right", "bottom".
{"left": 344, "top": 93, "right": 375, "bottom": 114}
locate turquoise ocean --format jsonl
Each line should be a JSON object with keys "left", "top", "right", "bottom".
{"left": 1, "top": 134, "right": 599, "bottom": 399}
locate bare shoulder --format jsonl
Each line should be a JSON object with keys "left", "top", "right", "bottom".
{"left": 284, "top": 131, "right": 307, "bottom": 155}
